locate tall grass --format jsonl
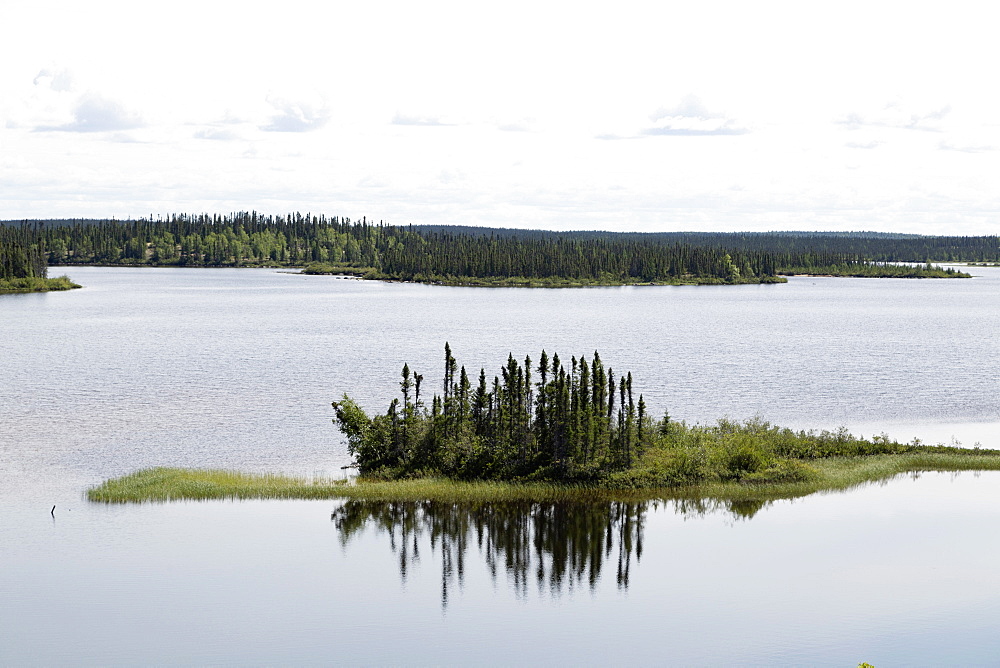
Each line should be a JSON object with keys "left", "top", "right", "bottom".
{"left": 87, "top": 467, "right": 352, "bottom": 503}
{"left": 88, "top": 450, "right": 1000, "bottom": 504}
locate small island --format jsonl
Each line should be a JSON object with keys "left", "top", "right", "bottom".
{"left": 89, "top": 344, "right": 1000, "bottom": 504}
{"left": 1, "top": 235, "right": 80, "bottom": 294}
{"left": 299, "top": 260, "right": 790, "bottom": 287}
{"left": 0, "top": 275, "right": 81, "bottom": 294}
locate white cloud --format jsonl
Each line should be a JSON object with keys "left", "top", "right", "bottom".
{"left": 641, "top": 122, "right": 748, "bottom": 137}
{"left": 938, "top": 140, "right": 994, "bottom": 153}
{"left": 641, "top": 95, "right": 748, "bottom": 137}
{"left": 36, "top": 92, "right": 143, "bottom": 133}
{"left": 650, "top": 95, "right": 720, "bottom": 122}
{"left": 846, "top": 140, "right": 882, "bottom": 150}
{"left": 261, "top": 96, "right": 331, "bottom": 132}
{"left": 496, "top": 118, "right": 535, "bottom": 133}
{"left": 836, "top": 102, "right": 952, "bottom": 133}
{"left": 33, "top": 67, "right": 75, "bottom": 92}
{"left": 391, "top": 113, "right": 454, "bottom": 127}
{"left": 194, "top": 127, "right": 244, "bottom": 141}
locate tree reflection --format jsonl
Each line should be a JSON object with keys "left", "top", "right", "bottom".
{"left": 332, "top": 496, "right": 772, "bottom": 606}
{"left": 332, "top": 500, "right": 646, "bottom": 605}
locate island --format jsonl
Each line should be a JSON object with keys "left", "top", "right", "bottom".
{"left": 0, "top": 234, "right": 80, "bottom": 294}
{"left": 89, "top": 345, "right": 1000, "bottom": 504}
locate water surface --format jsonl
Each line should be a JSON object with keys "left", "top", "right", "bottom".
{"left": 2, "top": 266, "right": 999, "bottom": 665}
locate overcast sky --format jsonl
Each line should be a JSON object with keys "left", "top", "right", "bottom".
{"left": 2, "top": 1, "right": 998, "bottom": 233}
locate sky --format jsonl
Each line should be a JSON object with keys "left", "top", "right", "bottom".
{"left": 2, "top": 1, "right": 999, "bottom": 234}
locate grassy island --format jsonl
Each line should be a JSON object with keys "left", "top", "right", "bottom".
{"left": 1, "top": 231, "right": 80, "bottom": 294}
{"left": 0, "top": 275, "right": 81, "bottom": 294}
{"left": 87, "top": 447, "right": 1000, "bottom": 505}
{"left": 89, "top": 345, "right": 1000, "bottom": 504}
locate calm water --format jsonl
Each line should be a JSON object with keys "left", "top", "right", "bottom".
{"left": 2, "top": 266, "right": 1000, "bottom": 665}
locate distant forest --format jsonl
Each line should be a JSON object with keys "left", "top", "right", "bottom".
{"left": 0, "top": 213, "right": 982, "bottom": 285}
{"left": 412, "top": 225, "right": 1000, "bottom": 263}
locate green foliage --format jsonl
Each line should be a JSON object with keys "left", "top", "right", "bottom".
{"left": 334, "top": 346, "right": 650, "bottom": 481}
{"left": 627, "top": 418, "right": 911, "bottom": 487}
{"left": 0, "top": 226, "right": 48, "bottom": 281}
{"left": 0, "top": 225, "right": 82, "bottom": 293}
{"left": 0, "top": 275, "right": 80, "bottom": 294}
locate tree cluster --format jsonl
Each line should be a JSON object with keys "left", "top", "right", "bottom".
{"left": 28, "top": 213, "right": 383, "bottom": 268}
{"left": 333, "top": 345, "right": 654, "bottom": 481}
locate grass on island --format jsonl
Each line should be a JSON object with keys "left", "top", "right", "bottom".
{"left": 88, "top": 448, "right": 1000, "bottom": 505}
{"left": 86, "top": 468, "right": 353, "bottom": 503}
{"left": 0, "top": 275, "right": 81, "bottom": 294}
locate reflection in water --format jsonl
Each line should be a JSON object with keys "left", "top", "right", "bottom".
{"left": 331, "top": 497, "right": 770, "bottom": 605}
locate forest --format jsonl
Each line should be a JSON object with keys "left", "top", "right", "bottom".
{"left": 332, "top": 345, "right": 942, "bottom": 488}
{"left": 2, "top": 213, "right": 973, "bottom": 285}
{"left": 413, "top": 225, "right": 1000, "bottom": 263}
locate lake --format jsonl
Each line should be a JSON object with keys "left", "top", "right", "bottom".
{"left": 2, "top": 266, "right": 999, "bottom": 665}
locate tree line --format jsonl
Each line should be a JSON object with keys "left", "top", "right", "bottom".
{"left": 5, "top": 212, "right": 972, "bottom": 284}
{"left": 413, "top": 226, "right": 1000, "bottom": 263}
{"left": 18, "top": 213, "right": 781, "bottom": 283}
